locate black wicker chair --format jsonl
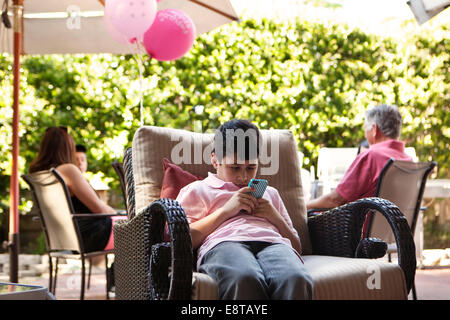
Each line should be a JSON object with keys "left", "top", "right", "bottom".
{"left": 113, "top": 147, "right": 416, "bottom": 300}
{"left": 112, "top": 161, "right": 127, "bottom": 212}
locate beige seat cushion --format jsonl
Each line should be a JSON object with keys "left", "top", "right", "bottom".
{"left": 190, "top": 256, "right": 407, "bottom": 300}
{"left": 132, "top": 126, "right": 312, "bottom": 254}
{"left": 192, "top": 272, "right": 218, "bottom": 300}
{"left": 303, "top": 255, "right": 407, "bottom": 299}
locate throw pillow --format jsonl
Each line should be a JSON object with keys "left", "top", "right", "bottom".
{"left": 160, "top": 158, "right": 202, "bottom": 199}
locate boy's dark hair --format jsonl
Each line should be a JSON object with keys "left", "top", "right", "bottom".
{"left": 213, "top": 119, "right": 261, "bottom": 162}
{"left": 76, "top": 144, "right": 86, "bottom": 153}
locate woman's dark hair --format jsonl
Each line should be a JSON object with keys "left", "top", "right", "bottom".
{"left": 213, "top": 119, "right": 261, "bottom": 162}
{"left": 29, "top": 127, "right": 77, "bottom": 173}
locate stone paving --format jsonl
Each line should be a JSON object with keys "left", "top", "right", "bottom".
{"left": 1, "top": 251, "right": 449, "bottom": 300}
{"left": 5, "top": 267, "right": 448, "bottom": 300}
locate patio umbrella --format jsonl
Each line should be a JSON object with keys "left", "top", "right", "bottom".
{"left": 1, "top": 0, "right": 239, "bottom": 283}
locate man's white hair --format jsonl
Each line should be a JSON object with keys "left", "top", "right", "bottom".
{"left": 365, "top": 104, "right": 402, "bottom": 139}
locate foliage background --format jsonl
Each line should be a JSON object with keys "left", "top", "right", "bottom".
{"left": 0, "top": 17, "right": 449, "bottom": 251}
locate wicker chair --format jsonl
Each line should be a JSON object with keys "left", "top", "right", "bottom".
{"left": 22, "top": 168, "right": 117, "bottom": 300}
{"left": 112, "top": 161, "right": 127, "bottom": 212}
{"left": 113, "top": 126, "right": 417, "bottom": 300}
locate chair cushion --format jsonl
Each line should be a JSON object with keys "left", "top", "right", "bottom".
{"left": 303, "top": 255, "right": 407, "bottom": 299}
{"left": 160, "top": 158, "right": 203, "bottom": 199}
{"left": 132, "top": 126, "right": 312, "bottom": 254}
{"left": 192, "top": 272, "right": 218, "bottom": 300}
{"left": 189, "top": 255, "right": 407, "bottom": 300}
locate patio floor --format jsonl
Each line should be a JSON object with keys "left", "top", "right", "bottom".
{"left": 5, "top": 266, "right": 449, "bottom": 300}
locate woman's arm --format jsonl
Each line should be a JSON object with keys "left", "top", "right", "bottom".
{"left": 56, "top": 163, "right": 116, "bottom": 214}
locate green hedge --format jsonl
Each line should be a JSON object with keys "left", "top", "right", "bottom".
{"left": 0, "top": 18, "right": 448, "bottom": 232}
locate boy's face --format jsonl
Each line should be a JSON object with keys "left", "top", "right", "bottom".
{"left": 211, "top": 153, "right": 258, "bottom": 187}
{"left": 75, "top": 151, "right": 88, "bottom": 173}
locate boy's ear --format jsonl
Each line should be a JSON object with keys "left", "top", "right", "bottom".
{"left": 211, "top": 152, "right": 219, "bottom": 169}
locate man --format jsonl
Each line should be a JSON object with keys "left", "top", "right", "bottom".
{"left": 75, "top": 144, "right": 88, "bottom": 174}
{"left": 306, "top": 104, "right": 413, "bottom": 210}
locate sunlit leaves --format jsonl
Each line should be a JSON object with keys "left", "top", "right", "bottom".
{"left": 0, "top": 17, "right": 448, "bottom": 222}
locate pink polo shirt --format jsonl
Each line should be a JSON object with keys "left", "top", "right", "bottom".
{"left": 176, "top": 172, "right": 301, "bottom": 269}
{"left": 336, "top": 139, "right": 413, "bottom": 202}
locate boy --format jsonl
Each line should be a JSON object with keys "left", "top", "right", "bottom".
{"left": 75, "top": 144, "right": 88, "bottom": 174}
{"left": 176, "top": 119, "right": 312, "bottom": 300}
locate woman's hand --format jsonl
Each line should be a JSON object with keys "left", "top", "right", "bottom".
{"left": 222, "top": 187, "right": 259, "bottom": 219}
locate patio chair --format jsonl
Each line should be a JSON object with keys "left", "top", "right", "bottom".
{"left": 365, "top": 158, "right": 437, "bottom": 299}
{"left": 22, "top": 168, "right": 118, "bottom": 300}
{"left": 113, "top": 126, "right": 417, "bottom": 300}
{"left": 112, "top": 161, "right": 127, "bottom": 213}
{"left": 112, "top": 148, "right": 135, "bottom": 217}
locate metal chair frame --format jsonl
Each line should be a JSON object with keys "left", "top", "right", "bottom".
{"left": 365, "top": 158, "right": 437, "bottom": 300}
{"left": 22, "top": 168, "right": 118, "bottom": 300}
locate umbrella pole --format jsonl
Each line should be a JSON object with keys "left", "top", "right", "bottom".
{"left": 7, "top": 0, "right": 23, "bottom": 284}
{"left": 189, "top": 0, "right": 240, "bottom": 21}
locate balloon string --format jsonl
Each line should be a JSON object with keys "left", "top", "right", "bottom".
{"left": 134, "top": 42, "right": 145, "bottom": 127}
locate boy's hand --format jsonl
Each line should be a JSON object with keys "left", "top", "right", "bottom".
{"left": 222, "top": 187, "right": 258, "bottom": 218}
{"left": 252, "top": 198, "right": 283, "bottom": 225}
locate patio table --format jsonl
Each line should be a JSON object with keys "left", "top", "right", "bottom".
{"left": 0, "top": 282, "right": 55, "bottom": 300}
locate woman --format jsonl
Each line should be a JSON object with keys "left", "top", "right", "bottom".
{"left": 29, "top": 127, "right": 117, "bottom": 253}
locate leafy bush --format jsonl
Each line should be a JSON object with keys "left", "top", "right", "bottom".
{"left": 0, "top": 18, "right": 448, "bottom": 244}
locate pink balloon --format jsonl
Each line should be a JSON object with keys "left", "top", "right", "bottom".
{"left": 103, "top": 14, "right": 130, "bottom": 44}
{"left": 143, "top": 9, "right": 196, "bottom": 61}
{"left": 105, "top": 0, "right": 157, "bottom": 42}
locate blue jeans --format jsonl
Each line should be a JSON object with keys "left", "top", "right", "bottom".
{"left": 199, "top": 241, "right": 313, "bottom": 300}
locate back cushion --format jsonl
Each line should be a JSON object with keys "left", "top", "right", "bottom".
{"left": 132, "top": 126, "right": 312, "bottom": 254}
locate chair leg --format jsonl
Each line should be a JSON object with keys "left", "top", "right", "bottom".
{"left": 80, "top": 256, "right": 86, "bottom": 300}
{"left": 412, "top": 281, "right": 418, "bottom": 300}
{"left": 48, "top": 254, "right": 53, "bottom": 294}
{"left": 105, "top": 254, "right": 110, "bottom": 300}
{"left": 53, "top": 257, "right": 59, "bottom": 296}
{"left": 87, "top": 258, "right": 92, "bottom": 289}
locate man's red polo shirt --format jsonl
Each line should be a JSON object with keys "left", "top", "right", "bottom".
{"left": 336, "top": 139, "right": 413, "bottom": 202}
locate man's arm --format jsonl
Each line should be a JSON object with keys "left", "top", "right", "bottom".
{"left": 306, "top": 190, "right": 347, "bottom": 210}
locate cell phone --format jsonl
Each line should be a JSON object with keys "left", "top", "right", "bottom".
{"left": 247, "top": 178, "right": 268, "bottom": 199}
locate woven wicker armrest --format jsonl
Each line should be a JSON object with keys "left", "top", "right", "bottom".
{"left": 307, "top": 208, "right": 332, "bottom": 216}
{"left": 307, "top": 197, "right": 416, "bottom": 293}
{"left": 114, "top": 198, "right": 193, "bottom": 300}
{"left": 72, "top": 213, "right": 124, "bottom": 218}
{"left": 145, "top": 198, "right": 193, "bottom": 300}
